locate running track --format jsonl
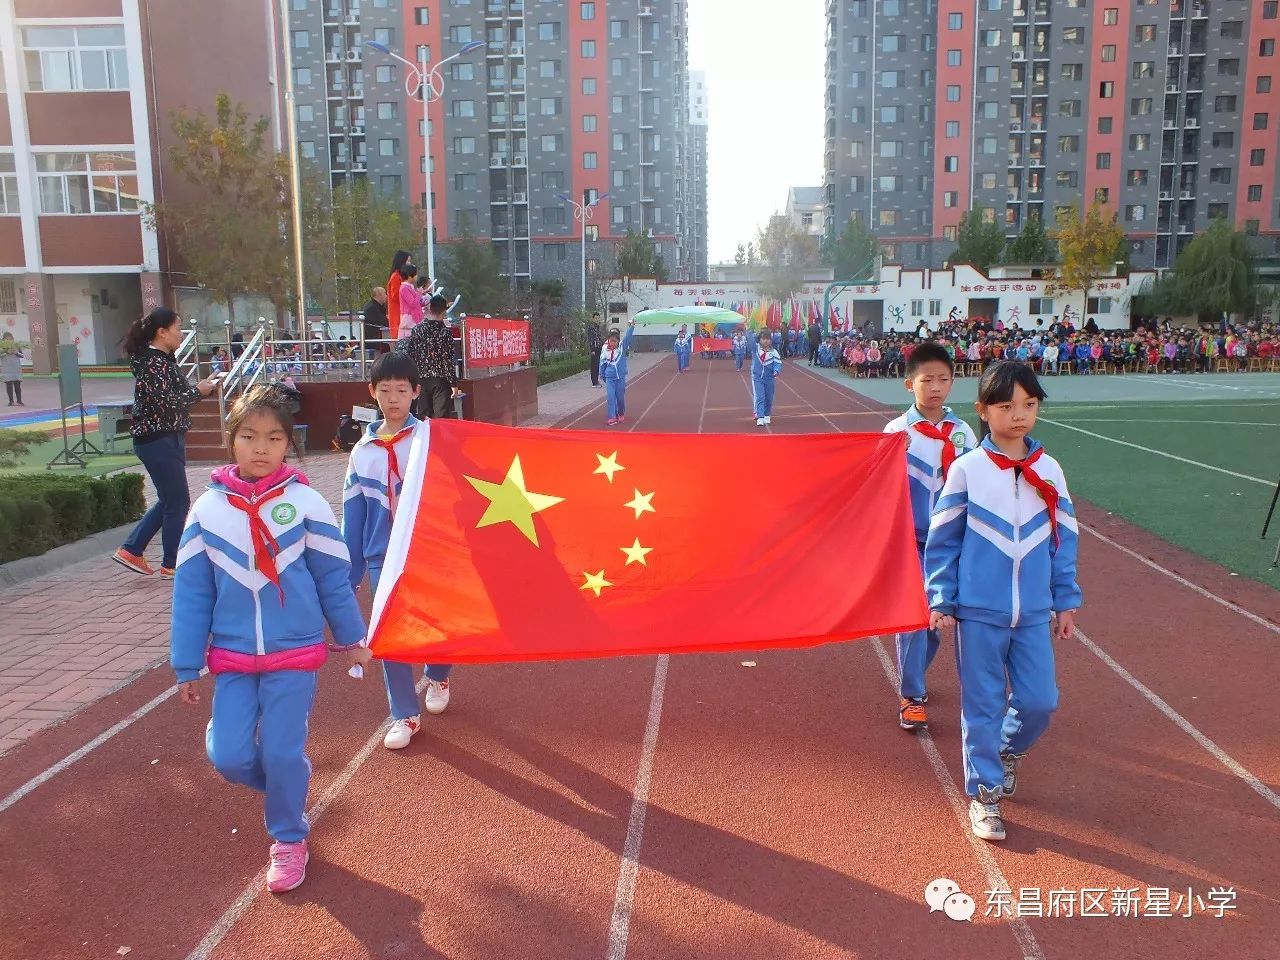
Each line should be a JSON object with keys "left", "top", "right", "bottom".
{"left": 1, "top": 357, "right": 1277, "bottom": 959}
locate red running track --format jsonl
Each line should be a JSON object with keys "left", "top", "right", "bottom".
{"left": 1, "top": 355, "right": 1277, "bottom": 959}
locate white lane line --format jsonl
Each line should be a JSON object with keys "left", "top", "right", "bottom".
{"left": 778, "top": 373, "right": 844, "bottom": 432}
{"left": 869, "top": 638, "right": 1046, "bottom": 960}
{"left": 1073, "top": 628, "right": 1280, "bottom": 813}
{"left": 1047, "top": 419, "right": 1274, "bottom": 427}
{"left": 605, "top": 655, "right": 670, "bottom": 960}
{"left": 0, "top": 683, "right": 178, "bottom": 815}
{"left": 1078, "top": 522, "right": 1280, "bottom": 636}
{"left": 696, "top": 362, "right": 712, "bottom": 435}
{"left": 185, "top": 678, "right": 428, "bottom": 960}
{"left": 626, "top": 371, "right": 681, "bottom": 432}
{"left": 1037, "top": 417, "right": 1270, "bottom": 486}
{"left": 791, "top": 363, "right": 885, "bottom": 414}
{"left": 559, "top": 359, "right": 668, "bottom": 430}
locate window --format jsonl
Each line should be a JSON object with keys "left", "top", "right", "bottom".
{"left": 883, "top": 35, "right": 904, "bottom": 52}
{"left": 883, "top": 0, "right": 900, "bottom": 13}
{"left": 582, "top": 77, "right": 597, "bottom": 95}
{"left": 372, "top": 28, "right": 394, "bottom": 47}
{"left": 850, "top": 70, "right": 866, "bottom": 88}
{"left": 1086, "top": 297, "right": 1113, "bottom": 314}
{"left": 944, "top": 155, "right": 960, "bottom": 172}
{"left": 454, "top": 173, "right": 476, "bottom": 191}
{"left": 374, "top": 102, "right": 395, "bottom": 121}
{"left": 922, "top": 34, "right": 935, "bottom": 52}
{"left": 849, "top": 176, "right": 865, "bottom": 192}
{"left": 850, "top": 106, "right": 866, "bottom": 123}
{"left": 584, "top": 151, "right": 598, "bottom": 169}
{"left": 540, "top": 134, "right": 561, "bottom": 151}
{"left": 1103, "top": 8, "right": 1118, "bottom": 25}
{"left": 921, "top": 104, "right": 934, "bottom": 122}
{"left": 1056, "top": 171, "right": 1079, "bottom": 187}
{"left": 879, "top": 210, "right": 898, "bottom": 226}
{"left": 910, "top": 300, "right": 923, "bottom": 317}
{"left": 377, "top": 138, "right": 397, "bottom": 157}
{"left": 297, "top": 104, "right": 314, "bottom": 123}
{"left": 299, "top": 141, "right": 315, "bottom": 160}
{"left": 612, "top": 205, "right": 627, "bottom": 225}
{"left": 1248, "top": 185, "right": 1264, "bottom": 202}
{"left": 1062, "top": 64, "right": 1083, "bottom": 81}
{"left": 983, "top": 30, "right": 1000, "bottom": 47}
{"left": 453, "top": 137, "right": 476, "bottom": 154}
{"left": 611, "top": 95, "right": 626, "bottom": 114}
{"left": 453, "top": 100, "right": 475, "bottom": 118}
{"left": 881, "top": 105, "right": 904, "bottom": 122}
{"left": 539, "top": 97, "right": 560, "bottom": 116}
{"left": 879, "top": 141, "right": 902, "bottom": 157}
{"left": 948, "top": 12, "right": 963, "bottom": 29}
{"left": 947, "top": 49, "right": 962, "bottom": 67}
{"left": 1060, "top": 100, "right": 1081, "bottom": 118}
{"left": 1245, "top": 219, "right": 1261, "bottom": 236}
{"left": 1255, "top": 113, "right": 1270, "bottom": 131}
{"left": 1029, "top": 298, "right": 1054, "bottom": 314}
{"left": 538, "top": 22, "right": 560, "bottom": 41}
{"left": 1263, "top": 39, "right": 1277, "bottom": 57}
{"left": 878, "top": 175, "right": 900, "bottom": 192}
{"left": 1251, "top": 149, "right": 1267, "bottom": 166}
{"left": 36, "top": 151, "right": 138, "bottom": 214}
{"left": 1063, "top": 27, "right": 1084, "bottom": 43}
{"left": 449, "top": 26, "right": 473, "bottom": 43}
{"left": 581, "top": 1, "right": 595, "bottom": 18}
{"left": 1129, "top": 134, "right": 1150, "bottom": 151}
{"left": 543, "top": 243, "right": 567, "bottom": 263}
{"left": 1096, "top": 152, "right": 1111, "bottom": 169}
{"left": 1058, "top": 135, "right": 1080, "bottom": 152}
{"left": 881, "top": 71, "right": 902, "bottom": 88}
{"left": 943, "top": 191, "right": 958, "bottom": 207}
{"left": 1259, "top": 76, "right": 1273, "bottom": 94}
{"left": 921, "top": 68, "right": 933, "bottom": 86}
{"left": 415, "top": 6, "right": 429, "bottom": 24}
{"left": 585, "top": 225, "right": 599, "bottom": 242}
{"left": 609, "top": 19, "right": 629, "bottom": 38}
{"left": 583, "top": 114, "right": 597, "bottom": 132}
{"left": 981, "top": 136, "right": 998, "bottom": 154}
{"left": 22, "top": 26, "right": 128, "bottom": 91}
{"left": 1128, "top": 169, "right": 1148, "bottom": 186}
{"left": 1126, "top": 204, "right": 1146, "bottom": 222}
{"left": 850, "top": 141, "right": 865, "bottom": 158}
{"left": 612, "top": 132, "right": 628, "bottom": 152}
{"left": 375, "top": 65, "right": 394, "bottom": 83}
{"left": 1131, "top": 97, "right": 1153, "bottom": 116}
{"left": 612, "top": 169, "right": 628, "bottom": 188}
{"left": 1134, "top": 24, "right": 1156, "bottom": 42}
{"left": 294, "top": 67, "right": 311, "bottom": 86}
{"left": 539, "top": 60, "right": 560, "bottom": 78}
{"left": 1209, "top": 167, "right": 1232, "bottom": 184}
{"left": 1102, "top": 45, "right": 1116, "bottom": 62}
{"left": 1099, "top": 81, "right": 1114, "bottom": 98}
{"left": 1098, "top": 116, "right": 1113, "bottom": 134}
{"left": 581, "top": 39, "right": 596, "bottom": 57}
{"left": 293, "top": 30, "right": 309, "bottom": 49}
{"left": 1218, "top": 59, "right": 1240, "bottom": 76}
{"left": 1212, "top": 132, "right": 1235, "bottom": 148}
{"left": 946, "top": 121, "right": 960, "bottom": 137}
{"left": 1266, "top": 1, "right": 1279, "bottom": 17}
{"left": 943, "top": 225, "right": 958, "bottom": 241}
{"left": 981, "top": 66, "right": 1000, "bottom": 82}
{"left": 1216, "top": 95, "right": 1237, "bottom": 112}
{"left": 1132, "top": 61, "right": 1154, "bottom": 79}
{"left": 946, "top": 85, "right": 961, "bottom": 101}
{"left": 542, "top": 171, "right": 565, "bottom": 191}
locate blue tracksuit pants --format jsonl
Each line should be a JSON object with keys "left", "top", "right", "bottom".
{"left": 734, "top": 350, "right": 745, "bottom": 371}
{"left": 605, "top": 376, "right": 626, "bottom": 420}
{"left": 753, "top": 376, "right": 775, "bottom": 417}
{"left": 206, "top": 668, "right": 319, "bottom": 843}
{"left": 676, "top": 348, "right": 691, "bottom": 372}
{"left": 896, "top": 544, "right": 940, "bottom": 700}
{"left": 955, "top": 619, "right": 1059, "bottom": 797}
{"left": 372, "top": 567, "right": 452, "bottom": 720}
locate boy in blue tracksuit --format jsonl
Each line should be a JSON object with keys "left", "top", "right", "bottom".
{"left": 732, "top": 330, "right": 748, "bottom": 370}
{"left": 926, "top": 360, "right": 1082, "bottom": 843}
{"left": 882, "top": 342, "right": 976, "bottom": 732}
{"left": 342, "top": 353, "right": 453, "bottom": 750}
{"left": 599, "top": 319, "right": 636, "bottom": 426}
{"left": 749, "top": 329, "right": 782, "bottom": 426}
{"left": 674, "top": 324, "right": 693, "bottom": 373}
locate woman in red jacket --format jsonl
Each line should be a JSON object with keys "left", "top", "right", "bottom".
{"left": 387, "top": 250, "right": 413, "bottom": 340}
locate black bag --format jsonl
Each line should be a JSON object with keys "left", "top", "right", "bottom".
{"left": 334, "top": 414, "right": 364, "bottom": 451}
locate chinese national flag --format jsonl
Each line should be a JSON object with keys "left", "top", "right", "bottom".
{"left": 369, "top": 420, "right": 927, "bottom": 664}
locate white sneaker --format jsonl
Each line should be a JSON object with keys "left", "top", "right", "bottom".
{"left": 383, "top": 716, "right": 421, "bottom": 750}
{"left": 969, "top": 785, "right": 1006, "bottom": 841}
{"left": 1001, "top": 751, "right": 1021, "bottom": 797}
{"left": 764, "top": 416, "right": 772, "bottom": 425}
{"left": 424, "top": 678, "right": 451, "bottom": 715}
{"left": 755, "top": 417, "right": 765, "bottom": 426}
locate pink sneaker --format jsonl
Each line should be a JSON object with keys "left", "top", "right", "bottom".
{"left": 266, "top": 840, "right": 309, "bottom": 893}
{"left": 607, "top": 418, "right": 619, "bottom": 426}
{"left": 618, "top": 416, "right": 626, "bottom": 423}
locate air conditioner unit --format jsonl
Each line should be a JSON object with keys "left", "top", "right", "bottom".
{"left": 1159, "top": 191, "right": 1171, "bottom": 199}
{"left": 513, "top": 153, "right": 527, "bottom": 165}
{"left": 1164, "top": 119, "right": 1176, "bottom": 129}
{"left": 348, "top": 50, "right": 360, "bottom": 60}
{"left": 1186, "top": 117, "right": 1198, "bottom": 127}
{"left": 640, "top": 4, "right": 653, "bottom": 14}
{"left": 1181, "top": 190, "right": 1193, "bottom": 198}
{"left": 1166, "top": 83, "right": 1179, "bottom": 93}
{"left": 645, "top": 228, "right": 655, "bottom": 238}
{"left": 491, "top": 154, "right": 506, "bottom": 165}
{"left": 514, "top": 191, "right": 527, "bottom": 202}
{"left": 510, "top": 42, "right": 524, "bottom": 56}
{"left": 1011, "top": 122, "right": 1023, "bottom": 132}
{"left": 352, "top": 124, "right": 364, "bottom": 135}
{"left": 1013, "top": 50, "right": 1026, "bottom": 61}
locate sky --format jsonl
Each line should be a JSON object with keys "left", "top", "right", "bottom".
{"left": 688, "top": 0, "right": 826, "bottom": 264}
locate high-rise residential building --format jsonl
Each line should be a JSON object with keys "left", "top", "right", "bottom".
{"left": 824, "top": 0, "right": 1280, "bottom": 271}
{"left": 289, "top": 0, "right": 691, "bottom": 307}
{"left": 686, "top": 68, "right": 707, "bottom": 281}
{"left": 0, "top": 0, "right": 284, "bottom": 372}
{"left": 785, "top": 185, "right": 825, "bottom": 239}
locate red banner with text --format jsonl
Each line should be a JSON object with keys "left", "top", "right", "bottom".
{"left": 464, "top": 318, "right": 531, "bottom": 369}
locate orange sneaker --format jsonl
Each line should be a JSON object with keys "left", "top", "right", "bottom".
{"left": 898, "top": 697, "right": 928, "bottom": 731}
{"left": 112, "top": 548, "right": 154, "bottom": 577}
{"left": 158, "top": 567, "right": 175, "bottom": 580}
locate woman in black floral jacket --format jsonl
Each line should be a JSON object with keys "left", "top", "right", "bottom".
{"left": 113, "top": 308, "right": 216, "bottom": 579}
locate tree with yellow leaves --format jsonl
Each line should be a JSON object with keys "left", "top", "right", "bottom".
{"left": 1049, "top": 200, "right": 1125, "bottom": 322}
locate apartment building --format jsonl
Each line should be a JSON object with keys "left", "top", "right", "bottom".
{"left": 686, "top": 68, "right": 707, "bottom": 281}
{"left": 288, "top": 0, "right": 692, "bottom": 305}
{"left": 785, "top": 185, "right": 825, "bottom": 239}
{"left": 823, "top": 0, "right": 1280, "bottom": 271}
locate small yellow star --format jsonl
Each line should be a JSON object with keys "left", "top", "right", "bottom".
{"left": 625, "top": 488, "right": 656, "bottom": 519}
{"left": 594, "top": 451, "right": 625, "bottom": 484}
{"left": 620, "top": 538, "right": 653, "bottom": 566}
{"left": 580, "top": 570, "right": 613, "bottom": 597}
{"left": 464, "top": 455, "right": 564, "bottom": 546}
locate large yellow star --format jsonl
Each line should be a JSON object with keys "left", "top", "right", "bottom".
{"left": 464, "top": 455, "right": 564, "bottom": 546}
{"left": 620, "top": 538, "right": 653, "bottom": 566}
{"left": 625, "top": 488, "right": 656, "bottom": 519}
{"left": 580, "top": 570, "right": 612, "bottom": 597}
{"left": 594, "top": 451, "right": 625, "bottom": 484}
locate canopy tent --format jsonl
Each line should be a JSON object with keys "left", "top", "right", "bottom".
{"left": 632, "top": 306, "right": 748, "bottom": 327}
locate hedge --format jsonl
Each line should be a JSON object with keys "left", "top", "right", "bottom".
{"left": 0, "top": 472, "right": 146, "bottom": 564}
{"left": 535, "top": 352, "right": 593, "bottom": 386}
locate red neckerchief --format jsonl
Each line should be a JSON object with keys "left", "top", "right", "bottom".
{"left": 225, "top": 485, "right": 288, "bottom": 603}
{"left": 984, "top": 446, "right": 1060, "bottom": 546}
{"left": 371, "top": 425, "right": 415, "bottom": 514}
{"left": 913, "top": 419, "right": 957, "bottom": 479}
{"left": 605, "top": 347, "right": 618, "bottom": 364}
{"left": 759, "top": 350, "right": 769, "bottom": 366}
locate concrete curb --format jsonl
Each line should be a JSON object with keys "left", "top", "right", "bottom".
{"left": 0, "top": 522, "right": 132, "bottom": 591}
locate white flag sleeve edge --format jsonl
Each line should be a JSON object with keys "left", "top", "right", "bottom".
{"left": 369, "top": 417, "right": 433, "bottom": 637}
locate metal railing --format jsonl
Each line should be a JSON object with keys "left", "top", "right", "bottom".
{"left": 216, "top": 325, "right": 269, "bottom": 425}
{"left": 175, "top": 327, "right": 201, "bottom": 380}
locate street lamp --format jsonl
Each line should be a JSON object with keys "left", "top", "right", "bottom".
{"left": 366, "top": 38, "right": 484, "bottom": 285}
{"left": 556, "top": 191, "right": 609, "bottom": 311}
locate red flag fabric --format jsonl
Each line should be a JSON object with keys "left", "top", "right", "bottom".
{"left": 369, "top": 420, "right": 927, "bottom": 664}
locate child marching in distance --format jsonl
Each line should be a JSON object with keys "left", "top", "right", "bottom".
{"left": 751, "top": 328, "right": 782, "bottom": 426}
{"left": 882, "top": 342, "right": 976, "bottom": 732}
{"left": 925, "top": 361, "right": 1082, "bottom": 842}
{"left": 171, "top": 386, "right": 370, "bottom": 893}
{"left": 732, "top": 328, "right": 748, "bottom": 371}
{"left": 599, "top": 319, "right": 636, "bottom": 426}
{"left": 674, "top": 323, "right": 693, "bottom": 373}
{"left": 342, "top": 353, "right": 453, "bottom": 750}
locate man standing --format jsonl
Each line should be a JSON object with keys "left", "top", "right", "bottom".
{"left": 587, "top": 312, "right": 604, "bottom": 387}
{"left": 405, "top": 294, "right": 462, "bottom": 418}
{"left": 807, "top": 320, "right": 822, "bottom": 366}
{"left": 362, "top": 287, "right": 390, "bottom": 354}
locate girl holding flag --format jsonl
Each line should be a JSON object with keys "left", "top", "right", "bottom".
{"left": 674, "top": 323, "right": 693, "bottom": 373}
{"left": 925, "top": 361, "right": 1082, "bottom": 843}
{"left": 599, "top": 319, "right": 636, "bottom": 426}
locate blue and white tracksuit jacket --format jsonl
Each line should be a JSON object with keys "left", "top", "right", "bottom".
{"left": 674, "top": 333, "right": 693, "bottom": 371}
{"left": 882, "top": 406, "right": 977, "bottom": 699}
{"left": 341, "top": 417, "right": 451, "bottom": 720}
{"left": 924, "top": 436, "right": 1083, "bottom": 797}
{"left": 747, "top": 332, "right": 782, "bottom": 417}
{"left": 599, "top": 325, "right": 635, "bottom": 420}
{"left": 732, "top": 334, "right": 748, "bottom": 370}
{"left": 171, "top": 473, "right": 366, "bottom": 842}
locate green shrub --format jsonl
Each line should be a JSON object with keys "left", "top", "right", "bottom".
{"left": 535, "top": 352, "right": 592, "bottom": 386}
{"left": 0, "top": 429, "right": 51, "bottom": 469}
{"left": 0, "top": 472, "right": 147, "bottom": 564}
